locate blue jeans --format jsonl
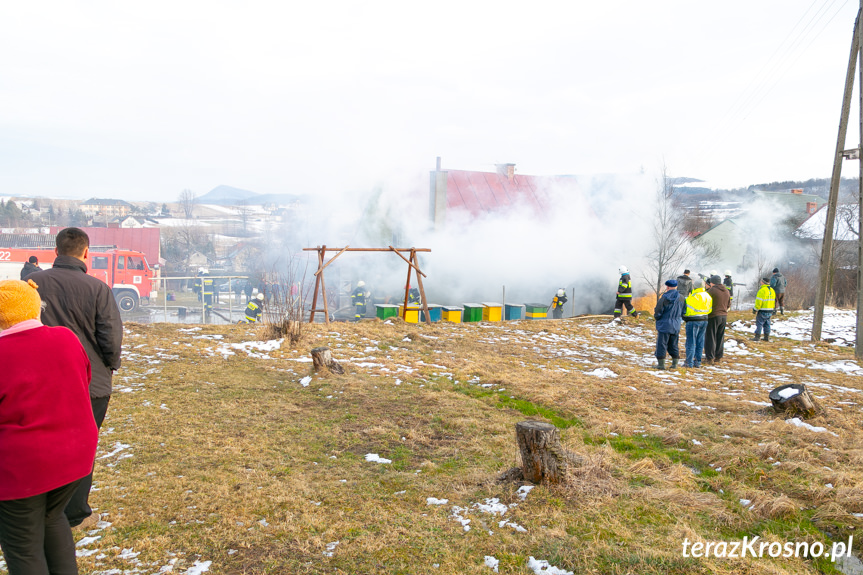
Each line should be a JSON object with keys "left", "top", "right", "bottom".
{"left": 754, "top": 310, "right": 773, "bottom": 337}
{"left": 685, "top": 320, "right": 707, "bottom": 367}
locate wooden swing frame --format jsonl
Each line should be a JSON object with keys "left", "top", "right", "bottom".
{"left": 303, "top": 246, "right": 432, "bottom": 324}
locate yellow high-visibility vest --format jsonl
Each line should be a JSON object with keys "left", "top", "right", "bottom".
{"left": 754, "top": 284, "right": 776, "bottom": 311}
{"left": 684, "top": 288, "right": 712, "bottom": 317}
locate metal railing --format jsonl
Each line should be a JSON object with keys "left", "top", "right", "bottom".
{"left": 150, "top": 276, "right": 249, "bottom": 324}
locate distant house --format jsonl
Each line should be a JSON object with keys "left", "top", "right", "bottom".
{"left": 119, "top": 216, "right": 160, "bottom": 229}
{"left": 80, "top": 198, "right": 134, "bottom": 218}
{"left": 795, "top": 204, "right": 859, "bottom": 269}
{"left": 795, "top": 203, "right": 859, "bottom": 243}
{"left": 188, "top": 251, "right": 211, "bottom": 269}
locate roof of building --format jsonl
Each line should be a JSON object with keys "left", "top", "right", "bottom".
{"left": 80, "top": 198, "right": 134, "bottom": 207}
{"left": 435, "top": 163, "right": 586, "bottom": 219}
{"left": 443, "top": 169, "right": 555, "bottom": 216}
{"left": 692, "top": 218, "right": 741, "bottom": 239}
{"left": 795, "top": 203, "right": 858, "bottom": 241}
{"left": 0, "top": 233, "right": 56, "bottom": 248}
{"left": 49, "top": 226, "right": 161, "bottom": 265}
{"left": 752, "top": 190, "right": 825, "bottom": 213}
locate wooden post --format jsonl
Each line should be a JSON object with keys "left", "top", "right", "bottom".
{"left": 814, "top": 10, "right": 860, "bottom": 342}
{"left": 311, "top": 346, "right": 345, "bottom": 375}
{"left": 413, "top": 250, "right": 431, "bottom": 324}
{"left": 515, "top": 420, "right": 569, "bottom": 484}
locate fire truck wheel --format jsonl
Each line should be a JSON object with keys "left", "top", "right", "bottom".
{"left": 115, "top": 291, "right": 139, "bottom": 312}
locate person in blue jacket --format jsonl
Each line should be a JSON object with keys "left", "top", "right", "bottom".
{"left": 653, "top": 279, "right": 685, "bottom": 369}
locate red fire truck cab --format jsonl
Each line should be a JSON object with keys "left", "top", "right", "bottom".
{"left": 0, "top": 247, "right": 158, "bottom": 312}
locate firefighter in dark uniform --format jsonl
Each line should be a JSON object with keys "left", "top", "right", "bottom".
{"left": 724, "top": 270, "right": 735, "bottom": 306}
{"left": 551, "top": 288, "right": 567, "bottom": 319}
{"left": 196, "top": 268, "right": 214, "bottom": 316}
{"left": 614, "top": 265, "right": 639, "bottom": 321}
{"left": 244, "top": 292, "right": 265, "bottom": 323}
{"left": 408, "top": 286, "right": 421, "bottom": 305}
{"left": 352, "top": 281, "right": 367, "bottom": 321}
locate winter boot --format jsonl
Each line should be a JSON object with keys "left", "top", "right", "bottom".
{"left": 763, "top": 335, "right": 770, "bottom": 342}
{"left": 655, "top": 358, "right": 666, "bottom": 370}
{"left": 630, "top": 310, "right": 639, "bottom": 319}
{"left": 671, "top": 358, "right": 678, "bottom": 369}
{"left": 751, "top": 334, "right": 760, "bottom": 341}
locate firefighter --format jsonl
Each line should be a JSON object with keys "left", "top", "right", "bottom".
{"left": 724, "top": 270, "right": 735, "bottom": 302}
{"left": 551, "top": 288, "right": 567, "bottom": 319}
{"left": 408, "top": 285, "right": 421, "bottom": 305}
{"left": 244, "top": 292, "right": 265, "bottom": 323}
{"left": 196, "top": 268, "right": 214, "bottom": 316}
{"left": 614, "top": 266, "right": 638, "bottom": 321}
{"left": 352, "top": 281, "right": 367, "bottom": 321}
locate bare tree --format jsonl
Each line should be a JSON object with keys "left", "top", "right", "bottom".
{"left": 179, "top": 189, "right": 197, "bottom": 219}
{"left": 642, "top": 165, "right": 696, "bottom": 296}
{"left": 161, "top": 222, "right": 210, "bottom": 272}
{"left": 237, "top": 200, "right": 253, "bottom": 236}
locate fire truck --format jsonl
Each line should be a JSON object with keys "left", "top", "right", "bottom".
{"left": 0, "top": 247, "right": 158, "bottom": 312}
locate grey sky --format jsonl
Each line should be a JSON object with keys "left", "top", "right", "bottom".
{"left": 1, "top": 0, "right": 859, "bottom": 202}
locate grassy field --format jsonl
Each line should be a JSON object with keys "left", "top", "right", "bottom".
{"left": 19, "top": 311, "right": 863, "bottom": 574}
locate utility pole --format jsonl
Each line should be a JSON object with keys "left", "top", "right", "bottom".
{"left": 858, "top": 2, "right": 863, "bottom": 360}
{"left": 813, "top": 7, "right": 861, "bottom": 343}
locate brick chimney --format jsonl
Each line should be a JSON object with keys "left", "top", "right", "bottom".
{"left": 495, "top": 163, "right": 516, "bottom": 181}
{"left": 791, "top": 188, "right": 803, "bottom": 194}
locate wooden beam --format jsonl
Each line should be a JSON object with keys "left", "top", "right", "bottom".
{"left": 308, "top": 246, "right": 324, "bottom": 323}
{"left": 388, "top": 245, "right": 427, "bottom": 278}
{"left": 304, "top": 247, "right": 430, "bottom": 253}
{"left": 313, "top": 245, "right": 350, "bottom": 276}
{"left": 413, "top": 250, "right": 431, "bottom": 324}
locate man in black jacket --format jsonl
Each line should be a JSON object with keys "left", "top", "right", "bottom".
{"left": 675, "top": 269, "right": 693, "bottom": 299}
{"left": 27, "top": 227, "right": 123, "bottom": 529}
{"left": 20, "top": 255, "right": 41, "bottom": 279}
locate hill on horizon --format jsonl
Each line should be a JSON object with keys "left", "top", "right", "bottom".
{"left": 197, "top": 185, "right": 305, "bottom": 206}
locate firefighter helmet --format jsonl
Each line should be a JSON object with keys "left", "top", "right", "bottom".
{"left": 557, "top": 288, "right": 565, "bottom": 297}
{"left": 357, "top": 281, "right": 365, "bottom": 287}
{"left": 199, "top": 268, "right": 209, "bottom": 275}
{"left": 256, "top": 293, "right": 265, "bottom": 301}
{"left": 725, "top": 270, "right": 732, "bottom": 276}
{"left": 618, "top": 265, "right": 628, "bottom": 275}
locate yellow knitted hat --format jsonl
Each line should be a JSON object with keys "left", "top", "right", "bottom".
{"left": 0, "top": 279, "right": 42, "bottom": 330}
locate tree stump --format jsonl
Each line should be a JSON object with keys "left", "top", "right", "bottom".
{"left": 516, "top": 420, "right": 569, "bottom": 484}
{"left": 311, "top": 346, "right": 345, "bottom": 375}
{"left": 769, "top": 384, "right": 818, "bottom": 418}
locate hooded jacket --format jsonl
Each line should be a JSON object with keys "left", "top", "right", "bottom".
{"left": 20, "top": 261, "right": 40, "bottom": 280}
{"left": 706, "top": 283, "right": 731, "bottom": 318}
{"left": 653, "top": 289, "right": 684, "bottom": 333}
{"left": 26, "top": 255, "right": 123, "bottom": 398}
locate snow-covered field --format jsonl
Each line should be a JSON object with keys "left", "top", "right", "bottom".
{"left": 2, "top": 308, "right": 859, "bottom": 575}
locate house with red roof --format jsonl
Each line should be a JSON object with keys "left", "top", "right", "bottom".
{"left": 428, "top": 158, "right": 576, "bottom": 228}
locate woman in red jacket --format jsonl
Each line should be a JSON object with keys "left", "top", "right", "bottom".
{"left": 0, "top": 279, "right": 98, "bottom": 575}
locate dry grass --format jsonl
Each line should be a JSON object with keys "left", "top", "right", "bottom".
{"left": 20, "top": 311, "right": 863, "bottom": 574}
